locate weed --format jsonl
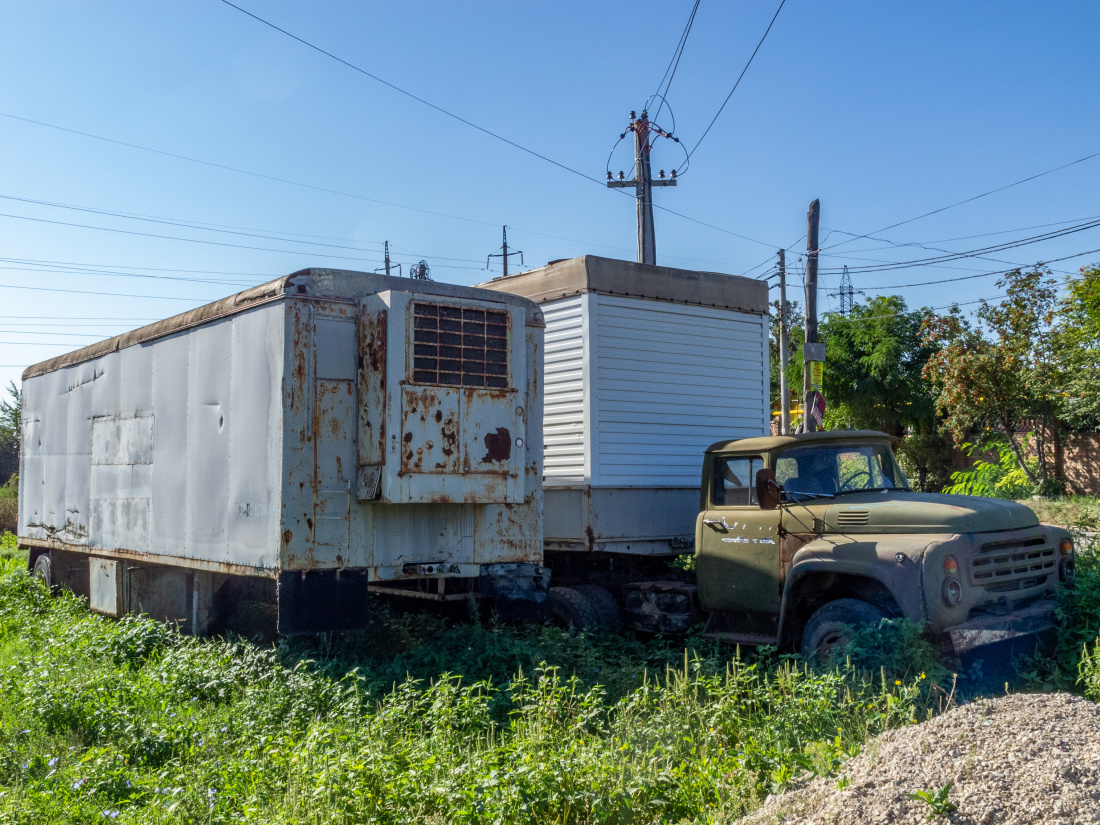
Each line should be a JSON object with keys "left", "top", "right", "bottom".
{"left": 905, "top": 782, "right": 958, "bottom": 818}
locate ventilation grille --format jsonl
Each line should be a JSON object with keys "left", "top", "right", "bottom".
{"left": 836, "top": 509, "right": 870, "bottom": 526}
{"left": 971, "top": 536, "right": 1055, "bottom": 593}
{"left": 411, "top": 303, "right": 508, "bottom": 388}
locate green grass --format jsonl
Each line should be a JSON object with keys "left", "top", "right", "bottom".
{"left": 1020, "top": 496, "right": 1100, "bottom": 531}
{"left": 0, "top": 560, "right": 932, "bottom": 824}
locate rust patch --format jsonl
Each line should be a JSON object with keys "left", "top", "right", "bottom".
{"left": 780, "top": 532, "right": 816, "bottom": 582}
{"left": 435, "top": 410, "right": 443, "bottom": 423}
{"left": 282, "top": 529, "right": 293, "bottom": 545}
{"left": 306, "top": 517, "right": 314, "bottom": 531}
{"left": 482, "top": 427, "right": 511, "bottom": 463}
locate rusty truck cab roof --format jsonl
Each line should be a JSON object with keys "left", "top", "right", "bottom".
{"left": 706, "top": 430, "right": 898, "bottom": 455}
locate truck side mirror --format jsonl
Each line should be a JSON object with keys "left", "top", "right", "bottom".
{"left": 756, "top": 468, "right": 779, "bottom": 510}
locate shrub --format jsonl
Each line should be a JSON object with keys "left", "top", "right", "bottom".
{"left": 0, "top": 473, "right": 16, "bottom": 534}
{"left": 943, "top": 438, "right": 1035, "bottom": 499}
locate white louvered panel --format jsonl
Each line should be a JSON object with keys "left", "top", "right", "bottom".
{"left": 541, "top": 296, "right": 587, "bottom": 482}
{"left": 593, "top": 295, "right": 768, "bottom": 486}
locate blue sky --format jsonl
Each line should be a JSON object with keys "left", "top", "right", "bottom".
{"left": 2, "top": 1, "right": 1099, "bottom": 390}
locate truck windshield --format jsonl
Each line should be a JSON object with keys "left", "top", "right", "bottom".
{"left": 775, "top": 442, "right": 909, "bottom": 499}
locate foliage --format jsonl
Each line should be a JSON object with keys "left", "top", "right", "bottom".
{"left": 1052, "top": 264, "right": 1100, "bottom": 431}
{"left": 0, "top": 382, "right": 19, "bottom": 450}
{"left": 943, "top": 438, "right": 1036, "bottom": 500}
{"left": 0, "top": 531, "right": 18, "bottom": 564}
{"left": 820, "top": 295, "right": 939, "bottom": 437}
{"left": 833, "top": 618, "right": 949, "bottom": 689}
{"left": 0, "top": 561, "right": 934, "bottom": 824}
{"left": 922, "top": 267, "right": 1060, "bottom": 487}
{"left": 905, "top": 783, "right": 957, "bottom": 818}
{"left": 895, "top": 431, "right": 956, "bottom": 493}
{"left": 1021, "top": 496, "right": 1100, "bottom": 531}
{"left": 0, "top": 475, "right": 16, "bottom": 536}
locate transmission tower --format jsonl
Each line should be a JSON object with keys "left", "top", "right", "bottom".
{"left": 829, "top": 265, "right": 862, "bottom": 316}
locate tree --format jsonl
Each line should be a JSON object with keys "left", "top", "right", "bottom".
{"left": 0, "top": 381, "right": 19, "bottom": 449}
{"left": 1052, "top": 263, "right": 1100, "bottom": 431}
{"left": 922, "top": 267, "right": 1059, "bottom": 488}
{"left": 820, "top": 295, "right": 939, "bottom": 436}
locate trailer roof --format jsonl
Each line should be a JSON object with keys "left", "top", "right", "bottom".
{"left": 23, "top": 268, "right": 542, "bottom": 380}
{"left": 706, "top": 430, "right": 898, "bottom": 454}
{"left": 475, "top": 255, "right": 768, "bottom": 314}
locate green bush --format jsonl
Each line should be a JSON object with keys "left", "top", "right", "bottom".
{"left": 943, "top": 438, "right": 1035, "bottom": 499}
{"left": 0, "top": 474, "right": 16, "bottom": 535}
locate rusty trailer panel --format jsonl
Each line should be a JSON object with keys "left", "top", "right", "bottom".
{"left": 19, "top": 268, "right": 546, "bottom": 631}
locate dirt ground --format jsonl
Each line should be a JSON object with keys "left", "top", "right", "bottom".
{"left": 737, "top": 693, "right": 1100, "bottom": 825}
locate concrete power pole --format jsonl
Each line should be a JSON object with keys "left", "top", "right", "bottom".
{"left": 778, "top": 249, "right": 791, "bottom": 436}
{"left": 375, "top": 241, "right": 402, "bottom": 278}
{"left": 801, "top": 199, "right": 823, "bottom": 432}
{"left": 607, "top": 110, "right": 677, "bottom": 265}
{"left": 486, "top": 226, "right": 524, "bottom": 278}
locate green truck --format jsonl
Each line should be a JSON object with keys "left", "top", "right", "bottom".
{"left": 624, "top": 429, "right": 1074, "bottom": 659}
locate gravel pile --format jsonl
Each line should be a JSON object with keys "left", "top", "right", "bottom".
{"left": 739, "top": 693, "right": 1100, "bottom": 825}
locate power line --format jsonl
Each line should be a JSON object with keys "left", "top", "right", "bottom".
{"left": 651, "top": 0, "right": 700, "bottom": 125}
{"left": 856, "top": 247, "right": 1100, "bottom": 291}
{"left": 0, "top": 283, "right": 215, "bottom": 301}
{"left": 823, "top": 149, "right": 1100, "bottom": 251}
{"left": 219, "top": 1, "right": 607, "bottom": 189}
{"left": 682, "top": 0, "right": 786, "bottom": 166}
{"left": 818, "top": 217, "right": 1100, "bottom": 274}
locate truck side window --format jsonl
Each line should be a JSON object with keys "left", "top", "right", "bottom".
{"left": 713, "top": 456, "right": 762, "bottom": 507}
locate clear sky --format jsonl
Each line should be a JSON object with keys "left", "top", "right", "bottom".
{"left": 2, "top": 1, "right": 1099, "bottom": 392}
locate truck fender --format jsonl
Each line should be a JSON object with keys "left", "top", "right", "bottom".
{"left": 776, "top": 538, "right": 931, "bottom": 648}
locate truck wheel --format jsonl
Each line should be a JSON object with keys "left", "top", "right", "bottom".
{"left": 801, "top": 598, "right": 885, "bottom": 663}
{"left": 33, "top": 553, "right": 57, "bottom": 594}
{"left": 572, "top": 585, "right": 622, "bottom": 631}
{"left": 546, "top": 586, "right": 601, "bottom": 631}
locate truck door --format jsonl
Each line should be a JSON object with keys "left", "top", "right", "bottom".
{"left": 695, "top": 453, "right": 782, "bottom": 614}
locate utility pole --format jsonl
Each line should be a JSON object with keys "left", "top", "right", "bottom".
{"left": 486, "top": 226, "right": 524, "bottom": 278}
{"left": 778, "top": 249, "right": 790, "bottom": 436}
{"left": 375, "top": 241, "right": 402, "bottom": 278}
{"left": 801, "top": 199, "right": 823, "bottom": 432}
{"left": 607, "top": 110, "right": 677, "bottom": 265}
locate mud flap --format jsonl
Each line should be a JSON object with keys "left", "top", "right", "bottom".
{"left": 480, "top": 563, "right": 550, "bottom": 622}
{"left": 277, "top": 569, "right": 370, "bottom": 634}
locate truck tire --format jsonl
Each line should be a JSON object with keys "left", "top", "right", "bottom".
{"left": 572, "top": 585, "right": 622, "bottom": 631}
{"left": 33, "top": 553, "right": 56, "bottom": 594}
{"left": 546, "top": 586, "right": 601, "bottom": 631}
{"left": 800, "top": 598, "right": 885, "bottom": 663}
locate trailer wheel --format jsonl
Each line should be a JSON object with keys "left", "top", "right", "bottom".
{"left": 800, "top": 598, "right": 885, "bottom": 663}
{"left": 572, "top": 585, "right": 622, "bottom": 631}
{"left": 546, "top": 586, "right": 601, "bottom": 631}
{"left": 33, "top": 553, "right": 57, "bottom": 594}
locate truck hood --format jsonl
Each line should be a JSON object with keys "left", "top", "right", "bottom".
{"left": 809, "top": 491, "right": 1040, "bottom": 534}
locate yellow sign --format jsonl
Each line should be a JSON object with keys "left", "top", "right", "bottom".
{"left": 810, "top": 361, "right": 824, "bottom": 389}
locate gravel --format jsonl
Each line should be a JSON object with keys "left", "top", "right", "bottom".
{"left": 738, "top": 693, "right": 1100, "bottom": 825}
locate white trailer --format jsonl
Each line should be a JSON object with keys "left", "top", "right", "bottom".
{"left": 478, "top": 256, "right": 769, "bottom": 629}
{"left": 19, "top": 268, "right": 547, "bottom": 633}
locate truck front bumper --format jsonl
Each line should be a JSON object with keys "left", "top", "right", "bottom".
{"left": 945, "top": 600, "right": 1056, "bottom": 655}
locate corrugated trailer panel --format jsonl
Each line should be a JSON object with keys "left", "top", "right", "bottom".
{"left": 541, "top": 296, "right": 587, "bottom": 482}
{"left": 593, "top": 295, "right": 768, "bottom": 487}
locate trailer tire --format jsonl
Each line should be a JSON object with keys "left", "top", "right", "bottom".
{"left": 546, "top": 586, "right": 601, "bottom": 631}
{"left": 572, "top": 585, "right": 622, "bottom": 631}
{"left": 800, "top": 598, "right": 885, "bottom": 663}
{"left": 33, "top": 553, "right": 57, "bottom": 594}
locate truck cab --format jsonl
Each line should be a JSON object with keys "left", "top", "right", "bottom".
{"left": 696, "top": 430, "right": 1074, "bottom": 658}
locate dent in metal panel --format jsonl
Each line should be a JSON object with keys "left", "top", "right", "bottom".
{"left": 185, "top": 320, "right": 232, "bottom": 557}
{"left": 357, "top": 308, "right": 386, "bottom": 467}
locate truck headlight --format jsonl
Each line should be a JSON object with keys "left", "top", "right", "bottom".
{"left": 1060, "top": 538, "right": 1075, "bottom": 582}
{"left": 942, "top": 578, "right": 962, "bottom": 607}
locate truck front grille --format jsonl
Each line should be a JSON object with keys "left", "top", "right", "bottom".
{"left": 970, "top": 536, "right": 1055, "bottom": 593}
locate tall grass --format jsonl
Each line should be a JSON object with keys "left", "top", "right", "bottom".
{"left": 0, "top": 560, "right": 927, "bottom": 824}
